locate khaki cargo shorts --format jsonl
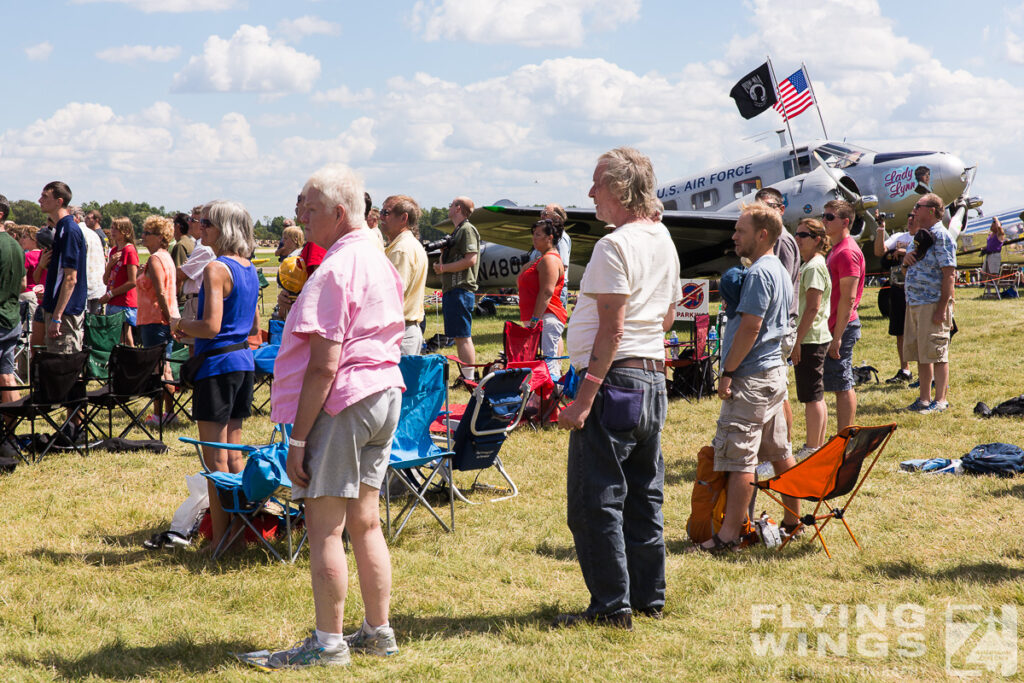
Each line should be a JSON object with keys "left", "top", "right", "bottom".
{"left": 713, "top": 365, "right": 791, "bottom": 473}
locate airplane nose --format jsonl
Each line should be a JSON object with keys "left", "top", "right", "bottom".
{"left": 930, "top": 152, "right": 968, "bottom": 200}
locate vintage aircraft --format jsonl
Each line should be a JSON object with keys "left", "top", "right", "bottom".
{"left": 439, "top": 139, "right": 978, "bottom": 277}
{"left": 956, "top": 207, "right": 1024, "bottom": 266}
{"left": 423, "top": 239, "right": 584, "bottom": 291}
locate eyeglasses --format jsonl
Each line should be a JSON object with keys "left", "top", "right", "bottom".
{"left": 766, "top": 201, "right": 784, "bottom": 210}
{"left": 822, "top": 212, "right": 837, "bottom": 222}
{"left": 794, "top": 231, "right": 815, "bottom": 239}
{"left": 379, "top": 209, "right": 391, "bottom": 218}
{"left": 912, "top": 203, "right": 938, "bottom": 210}
{"left": 189, "top": 217, "right": 200, "bottom": 223}
{"left": 200, "top": 218, "right": 214, "bottom": 228}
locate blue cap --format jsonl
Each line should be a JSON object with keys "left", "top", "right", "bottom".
{"left": 720, "top": 266, "right": 747, "bottom": 318}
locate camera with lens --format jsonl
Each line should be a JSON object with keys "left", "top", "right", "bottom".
{"left": 422, "top": 234, "right": 455, "bottom": 253}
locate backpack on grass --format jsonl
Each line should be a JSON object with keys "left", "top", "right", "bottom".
{"left": 686, "top": 446, "right": 756, "bottom": 545}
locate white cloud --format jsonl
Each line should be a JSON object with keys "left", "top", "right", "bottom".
{"left": 96, "top": 45, "right": 182, "bottom": 63}
{"left": 172, "top": 25, "right": 321, "bottom": 93}
{"left": 410, "top": 0, "right": 641, "bottom": 48}
{"left": 277, "top": 15, "right": 341, "bottom": 42}
{"left": 70, "top": 0, "right": 239, "bottom": 12}
{"left": 311, "top": 85, "right": 375, "bottom": 106}
{"left": 25, "top": 42, "right": 53, "bottom": 61}
{"left": 279, "top": 117, "right": 377, "bottom": 166}
{"left": 1006, "top": 30, "right": 1024, "bottom": 64}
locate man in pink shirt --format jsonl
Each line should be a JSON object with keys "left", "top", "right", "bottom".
{"left": 262, "top": 164, "right": 405, "bottom": 670}
{"left": 822, "top": 199, "right": 865, "bottom": 430}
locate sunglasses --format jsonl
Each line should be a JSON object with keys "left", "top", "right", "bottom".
{"left": 766, "top": 201, "right": 784, "bottom": 210}
{"left": 913, "top": 203, "right": 938, "bottom": 210}
{"left": 200, "top": 218, "right": 214, "bottom": 228}
{"left": 143, "top": 230, "right": 159, "bottom": 236}
{"left": 822, "top": 213, "right": 837, "bottom": 222}
{"left": 794, "top": 231, "right": 815, "bottom": 239}
{"left": 379, "top": 208, "right": 391, "bottom": 218}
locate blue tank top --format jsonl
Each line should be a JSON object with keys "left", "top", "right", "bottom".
{"left": 195, "top": 256, "right": 257, "bottom": 380}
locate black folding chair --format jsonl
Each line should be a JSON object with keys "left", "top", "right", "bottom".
{"left": 0, "top": 350, "right": 90, "bottom": 463}
{"left": 81, "top": 345, "right": 167, "bottom": 443}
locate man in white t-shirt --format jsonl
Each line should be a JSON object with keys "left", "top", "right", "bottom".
{"left": 554, "top": 147, "right": 681, "bottom": 631}
{"left": 873, "top": 211, "right": 917, "bottom": 383}
{"left": 77, "top": 213, "right": 106, "bottom": 315}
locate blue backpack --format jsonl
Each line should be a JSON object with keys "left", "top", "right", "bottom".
{"left": 961, "top": 443, "right": 1024, "bottom": 477}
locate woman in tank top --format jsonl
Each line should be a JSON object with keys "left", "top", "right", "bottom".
{"left": 172, "top": 200, "right": 259, "bottom": 550}
{"left": 517, "top": 217, "right": 568, "bottom": 380}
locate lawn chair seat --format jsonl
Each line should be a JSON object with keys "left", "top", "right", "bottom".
{"left": 82, "top": 344, "right": 167, "bottom": 444}
{"left": 0, "top": 350, "right": 90, "bottom": 462}
{"left": 446, "top": 367, "right": 531, "bottom": 502}
{"left": 251, "top": 319, "right": 284, "bottom": 415}
{"left": 384, "top": 354, "right": 455, "bottom": 541}
{"left": 754, "top": 423, "right": 897, "bottom": 558}
{"left": 179, "top": 424, "right": 306, "bottom": 563}
{"left": 84, "top": 311, "right": 127, "bottom": 381}
{"left": 667, "top": 314, "right": 717, "bottom": 400}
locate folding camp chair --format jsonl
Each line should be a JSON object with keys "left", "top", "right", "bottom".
{"left": 445, "top": 366, "right": 531, "bottom": 503}
{"left": 666, "top": 314, "right": 717, "bottom": 400}
{"left": 0, "top": 350, "right": 91, "bottom": 463}
{"left": 162, "top": 343, "right": 193, "bottom": 423}
{"left": 251, "top": 319, "right": 284, "bottom": 415}
{"left": 81, "top": 344, "right": 167, "bottom": 443}
{"left": 753, "top": 423, "right": 898, "bottom": 558}
{"left": 384, "top": 354, "right": 456, "bottom": 541}
{"left": 179, "top": 424, "right": 306, "bottom": 563}
{"left": 84, "top": 311, "right": 127, "bottom": 381}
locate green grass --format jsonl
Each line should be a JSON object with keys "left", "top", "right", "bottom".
{"left": 2, "top": 285, "right": 1023, "bottom": 681}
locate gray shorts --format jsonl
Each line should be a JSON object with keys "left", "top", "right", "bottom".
{"left": 43, "top": 311, "right": 85, "bottom": 354}
{"left": 0, "top": 323, "right": 21, "bottom": 375}
{"left": 293, "top": 387, "right": 402, "bottom": 500}
{"left": 401, "top": 322, "right": 423, "bottom": 356}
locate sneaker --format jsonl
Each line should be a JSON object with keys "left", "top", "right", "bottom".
{"left": 144, "top": 414, "right": 162, "bottom": 428}
{"left": 906, "top": 399, "right": 932, "bottom": 413}
{"left": 928, "top": 400, "right": 949, "bottom": 413}
{"left": 794, "top": 444, "right": 817, "bottom": 461}
{"left": 345, "top": 624, "right": 399, "bottom": 656}
{"left": 162, "top": 412, "right": 179, "bottom": 426}
{"left": 886, "top": 369, "right": 912, "bottom": 384}
{"left": 264, "top": 633, "right": 350, "bottom": 670}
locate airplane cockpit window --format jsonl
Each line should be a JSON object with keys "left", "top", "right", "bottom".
{"left": 733, "top": 177, "right": 762, "bottom": 199}
{"left": 815, "top": 143, "right": 865, "bottom": 169}
{"left": 690, "top": 188, "right": 719, "bottom": 210}
{"left": 783, "top": 154, "right": 811, "bottom": 179}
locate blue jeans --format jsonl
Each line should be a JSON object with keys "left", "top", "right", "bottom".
{"left": 442, "top": 287, "right": 474, "bottom": 338}
{"left": 566, "top": 366, "right": 667, "bottom": 616}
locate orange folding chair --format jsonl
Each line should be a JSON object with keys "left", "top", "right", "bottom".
{"left": 754, "top": 423, "right": 897, "bottom": 558}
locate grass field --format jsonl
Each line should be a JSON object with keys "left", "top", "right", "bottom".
{"left": 1, "top": 281, "right": 1023, "bottom": 681}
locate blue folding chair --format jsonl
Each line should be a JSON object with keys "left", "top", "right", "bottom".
{"left": 384, "top": 354, "right": 456, "bottom": 541}
{"left": 447, "top": 367, "right": 531, "bottom": 503}
{"left": 180, "top": 424, "right": 306, "bottom": 563}
{"left": 251, "top": 319, "right": 284, "bottom": 415}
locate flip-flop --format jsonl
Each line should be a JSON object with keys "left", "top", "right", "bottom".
{"left": 683, "top": 533, "right": 739, "bottom": 555}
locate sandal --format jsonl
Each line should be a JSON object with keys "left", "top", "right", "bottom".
{"left": 684, "top": 533, "right": 740, "bottom": 555}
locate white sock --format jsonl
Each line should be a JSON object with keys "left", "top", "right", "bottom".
{"left": 315, "top": 629, "right": 346, "bottom": 650}
{"left": 363, "top": 619, "right": 389, "bottom": 634}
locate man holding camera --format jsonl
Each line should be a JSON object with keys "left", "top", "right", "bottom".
{"left": 433, "top": 197, "right": 480, "bottom": 383}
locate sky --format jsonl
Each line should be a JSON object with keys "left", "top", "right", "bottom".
{"left": 3, "top": 0, "right": 1024, "bottom": 222}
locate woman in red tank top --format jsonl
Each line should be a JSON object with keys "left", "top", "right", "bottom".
{"left": 517, "top": 217, "right": 568, "bottom": 379}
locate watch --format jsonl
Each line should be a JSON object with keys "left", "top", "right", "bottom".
{"left": 721, "top": 369, "right": 735, "bottom": 378}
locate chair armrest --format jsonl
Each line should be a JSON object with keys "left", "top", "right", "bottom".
{"left": 178, "top": 436, "right": 255, "bottom": 453}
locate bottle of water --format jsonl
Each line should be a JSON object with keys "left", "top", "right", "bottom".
{"left": 669, "top": 331, "right": 679, "bottom": 359}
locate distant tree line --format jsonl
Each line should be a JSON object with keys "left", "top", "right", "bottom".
{"left": 7, "top": 196, "right": 453, "bottom": 242}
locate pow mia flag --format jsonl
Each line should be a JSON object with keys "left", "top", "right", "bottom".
{"left": 730, "top": 62, "right": 777, "bottom": 119}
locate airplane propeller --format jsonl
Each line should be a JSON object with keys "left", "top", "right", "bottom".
{"left": 946, "top": 166, "right": 979, "bottom": 242}
{"left": 811, "top": 151, "right": 879, "bottom": 238}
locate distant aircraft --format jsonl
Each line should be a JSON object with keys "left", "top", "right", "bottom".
{"left": 440, "top": 139, "right": 979, "bottom": 277}
{"left": 957, "top": 207, "right": 1024, "bottom": 266}
{"left": 423, "top": 240, "right": 584, "bottom": 291}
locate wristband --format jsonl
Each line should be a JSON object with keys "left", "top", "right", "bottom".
{"left": 585, "top": 372, "right": 604, "bottom": 384}
{"left": 530, "top": 316, "right": 540, "bottom": 324}
{"left": 52, "top": 318, "right": 62, "bottom": 324}
{"left": 289, "top": 438, "right": 306, "bottom": 448}
{"left": 721, "top": 369, "right": 735, "bottom": 378}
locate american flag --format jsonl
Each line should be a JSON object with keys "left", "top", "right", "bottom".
{"left": 773, "top": 68, "right": 814, "bottom": 121}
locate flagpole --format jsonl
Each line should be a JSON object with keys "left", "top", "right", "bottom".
{"left": 767, "top": 56, "right": 800, "bottom": 167}
{"left": 802, "top": 62, "right": 829, "bottom": 139}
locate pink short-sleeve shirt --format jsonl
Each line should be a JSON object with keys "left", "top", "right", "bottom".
{"left": 271, "top": 229, "right": 406, "bottom": 425}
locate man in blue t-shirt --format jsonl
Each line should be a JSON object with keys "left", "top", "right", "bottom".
{"left": 690, "top": 204, "right": 800, "bottom": 553}
{"left": 902, "top": 193, "right": 956, "bottom": 414}
{"left": 38, "top": 181, "right": 88, "bottom": 353}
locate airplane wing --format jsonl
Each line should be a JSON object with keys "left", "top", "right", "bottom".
{"left": 459, "top": 205, "right": 742, "bottom": 277}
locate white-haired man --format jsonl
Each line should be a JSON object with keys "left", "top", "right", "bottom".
{"left": 256, "top": 165, "right": 405, "bottom": 670}
{"left": 556, "top": 147, "right": 681, "bottom": 630}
